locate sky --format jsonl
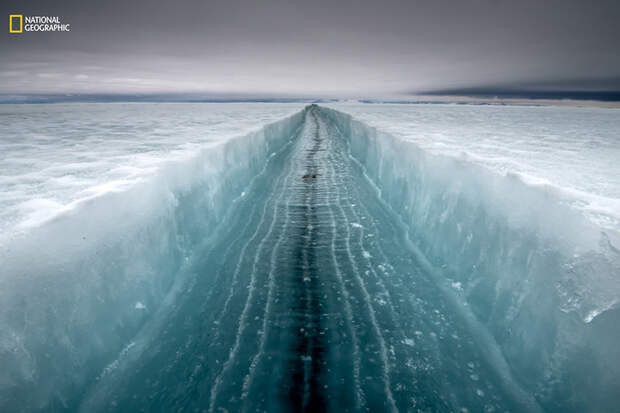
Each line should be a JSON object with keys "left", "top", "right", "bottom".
{"left": 2, "top": 0, "right": 620, "bottom": 97}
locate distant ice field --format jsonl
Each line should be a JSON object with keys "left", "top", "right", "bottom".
{"left": 327, "top": 103, "right": 620, "bottom": 231}
{"left": 0, "top": 103, "right": 305, "bottom": 236}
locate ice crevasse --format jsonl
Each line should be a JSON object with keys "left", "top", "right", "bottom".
{"left": 0, "top": 105, "right": 619, "bottom": 412}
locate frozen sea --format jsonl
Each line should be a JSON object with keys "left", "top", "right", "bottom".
{"left": 0, "top": 102, "right": 619, "bottom": 412}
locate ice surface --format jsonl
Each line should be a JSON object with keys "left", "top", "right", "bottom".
{"left": 1, "top": 103, "right": 619, "bottom": 412}
{"left": 326, "top": 103, "right": 620, "bottom": 231}
{"left": 0, "top": 103, "right": 305, "bottom": 240}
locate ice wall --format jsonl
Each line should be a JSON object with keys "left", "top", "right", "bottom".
{"left": 320, "top": 107, "right": 620, "bottom": 412}
{"left": 0, "top": 109, "right": 307, "bottom": 411}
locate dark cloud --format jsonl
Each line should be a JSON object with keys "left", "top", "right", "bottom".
{"left": 2, "top": 0, "right": 619, "bottom": 96}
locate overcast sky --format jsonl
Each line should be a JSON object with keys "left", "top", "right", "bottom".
{"left": 2, "top": 0, "right": 620, "bottom": 97}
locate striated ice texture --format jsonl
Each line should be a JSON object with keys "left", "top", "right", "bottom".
{"left": 0, "top": 103, "right": 619, "bottom": 412}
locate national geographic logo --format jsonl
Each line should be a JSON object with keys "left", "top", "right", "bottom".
{"left": 9, "top": 14, "right": 71, "bottom": 33}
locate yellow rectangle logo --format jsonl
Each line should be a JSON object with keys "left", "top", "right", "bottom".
{"left": 9, "top": 14, "right": 22, "bottom": 33}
